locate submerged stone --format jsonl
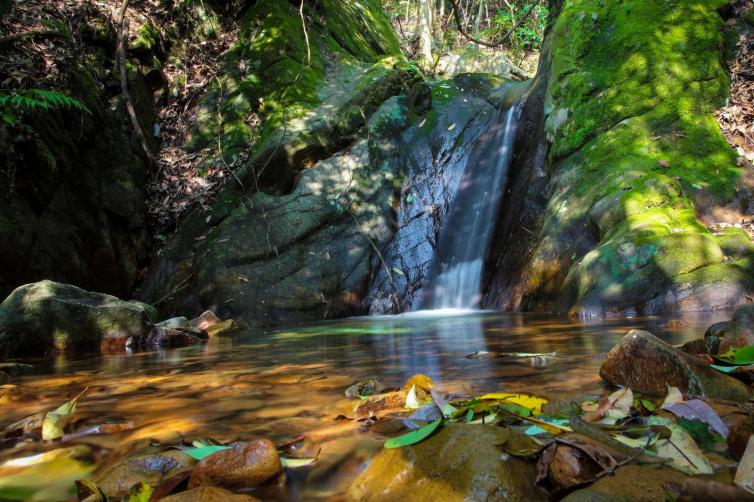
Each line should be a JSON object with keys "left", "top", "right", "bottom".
{"left": 188, "top": 439, "right": 282, "bottom": 489}
{"left": 97, "top": 450, "right": 196, "bottom": 499}
{"left": 0, "top": 280, "right": 156, "bottom": 356}
{"left": 717, "top": 305, "right": 754, "bottom": 353}
{"left": 161, "top": 487, "right": 260, "bottom": 502}
{"left": 600, "top": 330, "right": 751, "bottom": 402}
{"left": 349, "top": 424, "right": 545, "bottom": 501}
{"left": 562, "top": 465, "right": 689, "bottom": 502}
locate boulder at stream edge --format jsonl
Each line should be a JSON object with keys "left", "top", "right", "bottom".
{"left": 600, "top": 330, "right": 751, "bottom": 402}
{"left": 0, "top": 280, "right": 157, "bottom": 356}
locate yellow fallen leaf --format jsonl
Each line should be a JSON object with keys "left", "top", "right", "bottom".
{"left": 477, "top": 393, "right": 548, "bottom": 416}
{"left": 661, "top": 385, "right": 683, "bottom": 409}
{"left": 42, "top": 388, "right": 87, "bottom": 441}
{"left": 404, "top": 374, "right": 433, "bottom": 392}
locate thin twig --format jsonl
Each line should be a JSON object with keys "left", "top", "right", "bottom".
{"left": 299, "top": 0, "right": 311, "bottom": 65}
{"left": 116, "top": 0, "right": 157, "bottom": 166}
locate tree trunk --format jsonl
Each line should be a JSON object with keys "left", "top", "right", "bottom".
{"left": 418, "top": 0, "right": 434, "bottom": 65}
{"left": 474, "top": 0, "right": 485, "bottom": 37}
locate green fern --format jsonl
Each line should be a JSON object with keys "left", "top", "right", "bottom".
{"left": 0, "top": 89, "right": 91, "bottom": 126}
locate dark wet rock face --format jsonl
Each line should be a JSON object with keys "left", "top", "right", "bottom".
{"left": 349, "top": 423, "right": 545, "bottom": 501}
{"left": 0, "top": 281, "right": 157, "bottom": 356}
{"left": 367, "top": 75, "right": 511, "bottom": 313}
{"left": 600, "top": 330, "right": 751, "bottom": 402}
{"left": 0, "top": 65, "right": 152, "bottom": 300}
{"left": 137, "top": 0, "right": 416, "bottom": 326}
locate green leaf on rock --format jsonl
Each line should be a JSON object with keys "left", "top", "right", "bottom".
{"left": 183, "top": 445, "right": 231, "bottom": 460}
{"left": 710, "top": 364, "right": 739, "bottom": 374}
{"left": 716, "top": 345, "right": 754, "bottom": 365}
{"left": 384, "top": 419, "right": 442, "bottom": 449}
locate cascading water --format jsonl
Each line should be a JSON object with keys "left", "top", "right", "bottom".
{"left": 423, "top": 88, "right": 524, "bottom": 309}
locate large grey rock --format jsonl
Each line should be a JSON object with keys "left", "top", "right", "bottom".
{"left": 436, "top": 52, "right": 530, "bottom": 80}
{"left": 600, "top": 330, "right": 751, "bottom": 402}
{"left": 349, "top": 424, "right": 545, "bottom": 502}
{"left": 0, "top": 280, "right": 157, "bottom": 356}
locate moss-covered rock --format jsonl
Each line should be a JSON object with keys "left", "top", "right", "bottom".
{"left": 184, "top": 0, "right": 405, "bottom": 184}
{"left": 0, "top": 281, "right": 156, "bottom": 356}
{"left": 512, "top": 0, "right": 754, "bottom": 316}
{"left": 349, "top": 424, "right": 545, "bottom": 501}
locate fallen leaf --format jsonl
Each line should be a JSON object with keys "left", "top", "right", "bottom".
{"left": 0, "top": 458, "right": 94, "bottom": 501}
{"left": 736, "top": 436, "right": 754, "bottom": 494}
{"left": 280, "top": 457, "right": 316, "bottom": 468}
{"left": 582, "top": 388, "right": 632, "bottom": 423}
{"left": 122, "top": 481, "right": 153, "bottom": 502}
{"left": 42, "top": 388, "right": 87, "bottom": 440}
{"left": 403, "top": 374, "right": 433, "bottom": 392}
{"left": 664, "top": 399, "right": 729, "bottom": 438}
{"left": 405, "top": 385, "right": 422, "bottom": 410}
{"left": 661, "top": 386, "right": 684, "bottom": 409}
{"left": 384, "top": 419, "right": 442, "bottom": 449}
{"left": 477, "top": 393, "right": 547, "bottom": 415}
{"left": 650, "top": 419, "right": 712, "bottom": 475}
{"left": 717, "top": 345, "right": 754, "bottom": 365}
{"left": 183, "top": 445, "right": 231, "bottom": 461}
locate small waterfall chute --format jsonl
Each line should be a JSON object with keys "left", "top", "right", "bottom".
{"left": 423, "top": 89, "right": 524, "bottom": 310}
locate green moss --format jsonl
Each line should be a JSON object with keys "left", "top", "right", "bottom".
{"left": 318, "top": 0, "right": 402, "bottom": 61}
{"left": 186, "top": 0, "right": 408, "bottom": 163}
{"left": 716, "top": 227, "right": 754, "bottom": 259}
{"left": 548, "top": 0, "right": 730, "bottom": 160}
{"left": 536, "top": 0, "right": 753, "bottom": 313}
{"left": 129, "top": 21, "right": 160, "bottom": 52}
{"left": 745, "top": 9, "right": 754, "bottom": 27}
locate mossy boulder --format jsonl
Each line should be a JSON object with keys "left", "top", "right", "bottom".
{"left": 184, "top": 0, "right": 405, "bottom": 185}
{"left": 503, "top": 0, "right": 754, "bottom": 316}
{"left": 0, "top": 280, "right": 157, "bottom": 357}
{"left": 349, "top": 424, "right": 545, "bottom": 501}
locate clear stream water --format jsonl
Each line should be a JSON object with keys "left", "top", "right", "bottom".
{"left": 0, "top": 310, "right": 731, "bottom": 500}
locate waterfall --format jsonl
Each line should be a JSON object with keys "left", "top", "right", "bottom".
{"left": 423, "top": 94, "right": 523, "bottom": 309}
